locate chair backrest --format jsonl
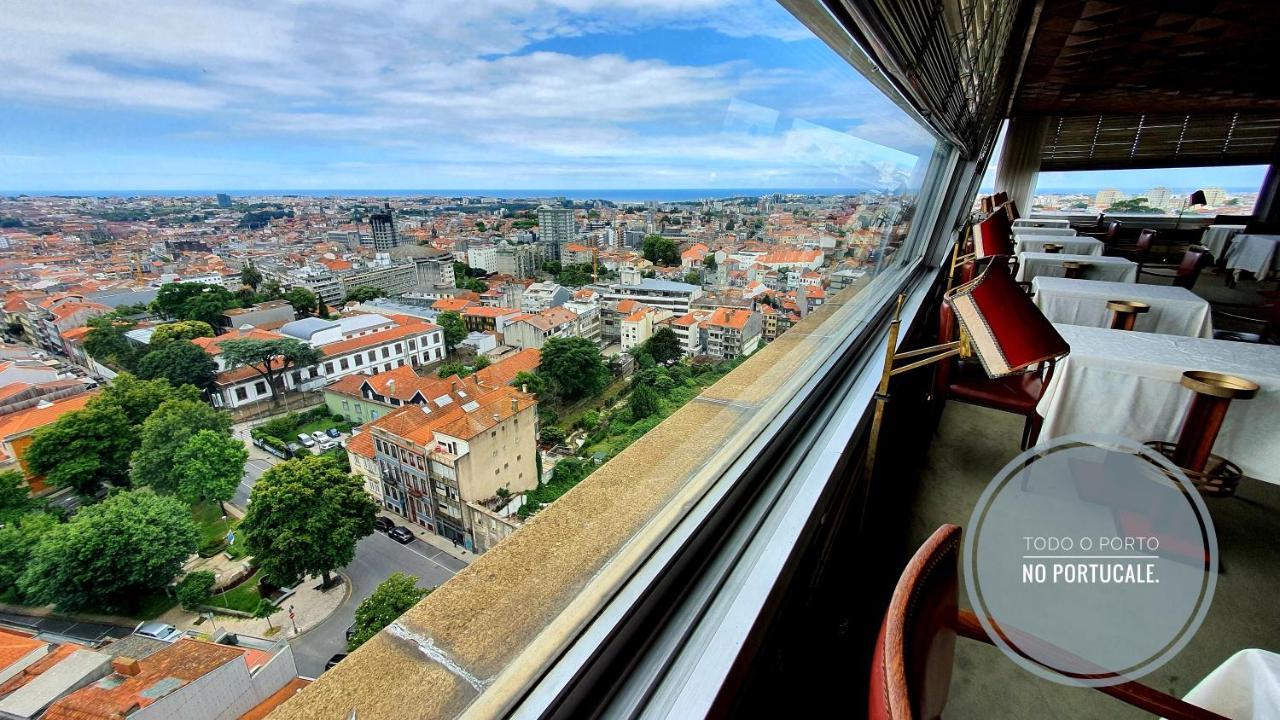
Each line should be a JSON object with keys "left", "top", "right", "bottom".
{"left": 1104, "top": 220, "right": 1122, "bottom": 242}
{"left": 1174, "top": 248, "right": 1213, "bottom": 289}
{"left": 1135, "top": 229, "right": 1158, "bottom": 256}
{"left": 869, "top": 524, "right": 962, "bottom": 720}
{"left": 1003, "top": 200, "right": 1020, "bottom": 221}
{"left": 992, "top": 191, "right": 1008, "bottom": 206}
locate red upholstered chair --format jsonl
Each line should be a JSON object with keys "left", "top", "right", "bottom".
{"left": 934, "top": 298, "right": 1055, "bottom": 449}
{"left": 1127, "top": 228, "right": 1159, "bottom": 273}
{"left": 1001, "top": 200, "right": 1020, "bottom": 222}
{"left": 992, "top": 191, "right": 1008, "bottom": 206}
{"left": 1143, "top": 247, "right": 1214, "bottom": 290}
{"left": 1082, "top": 219, "right": 1122, "bottom": 247}
{"left": 1213, "top": 296, "right": 1280, "bottom": 344}
{"left": 869, "top": 525, "right": 1226, "bottom": 720}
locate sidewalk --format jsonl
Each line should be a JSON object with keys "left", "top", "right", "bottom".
{"left": 376, "top": 510, "right": 474, "bottom": 566}
{"left": 159, "top": 572, "right": 349, "bottom": 641}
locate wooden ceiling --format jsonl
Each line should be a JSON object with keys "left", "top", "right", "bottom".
{"left": 1013, "top": 0, "right": 1280, "bottom": 116}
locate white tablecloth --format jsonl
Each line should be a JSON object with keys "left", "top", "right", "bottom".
{"left": 1224, "top": 234, "right": 1280, "bottom": 280}
{"left": 1037, "top": 324, "right": 1280, "bottom": 483}
{"left": 1032, "top": 277, "right": 1213, "bottom": 338}
{"left": 1012, "top": 226, "right": 1077, "bottom": 237}
{"left": 1016, "top": 253, "right": 1138, "bottom": 283}
{"left": 1014, "top": 236, "right": 1105, "bottom": 256}
{"left": 1179, "top": 649, "right": 1280, "bottom": 720}
{"left": 1201, "top": 224, "right": 1246, "bottom": 258}
{"left": 1013, "top": 218, "right": 1072, "bottom": 229}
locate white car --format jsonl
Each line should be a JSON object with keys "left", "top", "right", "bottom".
{"left": 134, "top": 621, "right": 183, "bottom": 642}
{"left": 318, "top": 438, "right": 338, "bottom": 451}
{"left": 297, "top": 433, "right": 316, "bottom": 447}
{"left": 311, "top": 430, "right": 328, "bottom": 442}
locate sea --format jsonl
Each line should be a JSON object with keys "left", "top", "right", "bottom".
{"left": 9, "top": 188, "right": 874, "bottom": 203}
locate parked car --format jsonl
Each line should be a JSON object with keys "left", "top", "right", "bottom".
{"left": 311, "top": 430, "right": 328, "bottom": 442}
{"left": 286, "top": 442, "right": 303, "bottom": 457}
{"left": 326, "top": 427, "right": 341, "bottom": 438}
{"left": 297, "top": 433, "right": 315, "bottom": 447}
{"left": 325, "top": 653, "right": 348, "bottom": 671}
{"left": 318, "top": 439, "right": 338, "bottom": 451}
{"left": 133, "top": 621, "right": 183, "bottom": 643}
{"left": 345, "top": 623, "right": 357, "bottom": 642}
{"left": 387, "top": 526, "right": 415, "bottom": 544}
{"left": 374, "top": 516, "right": 395, "bottom": 533}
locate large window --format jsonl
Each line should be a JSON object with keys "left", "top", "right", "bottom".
{"left": 1030, "top": 166, "right": 1266, "bottom": 216}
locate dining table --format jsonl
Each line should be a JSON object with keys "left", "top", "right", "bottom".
{"left": 1178, "top": 649, "right": 1280, "bottom": 720}
{"left": 1015, "top": 252, "right": 1138, "bottom": 283}
{"left": 1031, "top": 277, "right": 1213, "bottom": 337}
{"left": 1200, "top": 224, "right": 1247, "bottom": 259}
{"left": 1013, "top": 218, "right": 1072, "bottom": 229}
{"left": 1223, "top": 234, "right": 1280, "bottom": 281}
{"left": 1012, "top": 226, "right": 1077, "bottom": 237}
{"left": 1014, "top": 236, "right": 1104, "bottom": 256}
{"left": 1036, "top": 324, "right": 1280, "bottom": 484}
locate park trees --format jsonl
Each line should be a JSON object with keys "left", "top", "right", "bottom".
{"left": 628, "top": 383, "right": 660, "bottom": 419}
{"left": 218, "top": 337, "right": 323, "bottom": 402}
{"left": 96, "top": 373, "right": 200, "bottom": 426}
{"left": 25, "top": 401, "right": 136, "bottom": 494}
{"left": 0, "top": 513, "right": 56, "bottom": 603}
{"left": 641, "top": 234, "right": 678, "bottom": 265}
{"left": 347, "top": 573, "right": 431, "bottom": 651}
{"left": 285, "top": 287, "right": 318, "bottom": 318}
{"left": 240, "top": 263, "right": 263, "bottom": 291}
{"left": 436, "top": 311, "right": 468, "bottom": 353}
{"left": 174, "top": 429, "right": 248, "bottom": 513}
{"left": 19, "top": 490, "right": 200, "bottom": 612}
{"left": 540, "top": 336, "right": 608, "bottom": 401}
{"left": 83, "top": 313, "right": 138, "bottom": 371}
{"left": 136, "top": 341, "right": 218, "bottom": 393}
{"left": 150, "top": 320, "right": 214, "bottom": 345}
{"left": 240, "top": 455, "right": 376, "bottom": 589}
{"left": 644, "top": 327, "right": 683, "bottom": 365}
{"left": 0, "top": 469, "right": 31, "bottom": 524}
{"left": 130, "top": 399, "right": 231, "bottom": 495}
{"left": 342, "top": 285, "right": 387, "bottom": 304}
{"left": 153, "top": 282, "right": 238, "bottom": 325}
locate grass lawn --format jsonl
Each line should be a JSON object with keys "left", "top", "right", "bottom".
{"left": 130, "top": 591, "right": 179, "bottom": 620}
{"left": 296, "top": 416, "right": 353, "bottom": 438}
{"left": 191, "top": 501, "right": 239, "bottom": 553}
{"left": 210, "top": 568, "right": 264, "bottom": 614}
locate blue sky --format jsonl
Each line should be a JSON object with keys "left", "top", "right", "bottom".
{"left": 0, "top": 0, "right": 937, "bottom": 192}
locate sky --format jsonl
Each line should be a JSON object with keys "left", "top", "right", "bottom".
{"left": 0, "top": 0, "right": 938, "bottom": 193}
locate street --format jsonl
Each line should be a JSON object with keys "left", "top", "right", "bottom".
{"left": 234, "top": 457, "right": 276, "bottom": 508}
{"left": 287, "top": 529, "right": 465, "bottom": 677}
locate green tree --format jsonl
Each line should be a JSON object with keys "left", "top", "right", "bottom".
{"left": 629, "top": 383, "right": 660, "bottom": 419}
{"left": 136, "top": 341, "right": 218, "bottom": 393}
{"left": 0, "top": 513, "right": 57, "bottom": 602}
{"left": 177, "top": 570, "right": 216, "bottom": 611}
{"left": 540, "top": 426, "right": 566, "bottom": 444}
{"left": 240, "top": 263, "right": 263, "bottom": 290}
{"left": 472, "top": 355, "right": 491, "bottom": 370}
{"left": 130, "top": 399, "right": 231, "bottom": 494}
{"left": 174, "top": 430, "right": 248, "bottom": 513}
{"left": 19, "top": 490, "right": 200, "bottom": 612}
{"left": 511, "top": 370, "right": 546, "bottom": 396}
{"left": 436, "top": 311, "right": 468, "bottom": 353}
{"left": 347, "top": 573, "right": 431, "bottom": 651}
{"left": 683, "top": 269, "right": 701, "bottom": 285}
{"left": 285, "top": 287, "right": 318, "bottom": 318}
{"left": 343, "top": 285, "right": 388, "bottom": 304}
{"left": 83, "top": 314, "right": 138, "bottom": 371}
{"left": 641, "top": 235, "right": 678, "bottom": 265}
{"left": 154, "top": 283, "right": 239, "bottom": 325}
{"left": 703, "top": 255, "right": 717, "bottom": 270}
{"left": 97, "top": 373, "right": 200, "bottom": 426}
{"left": 436, "top": 361, "right": 471, "bottom": 379}
{"left": 150, "top": 320, "right": 214, "bottom": 345}
{"left": 0, "top": 469, "right": 31, "bottom": 524}
{"left": 260, "top": 278, "right": 284, "bottom": 299}
{"left": 641, "top": 327, "right": 683, "bottom": 365}
{"left": 218, "top": 338, "right": 323, "bottom": 402}
{"left": 25, "top": 402, "right": 136, "bottom": 494}
{"left": 540, "top": 336, "right": 608, "bottom": 401}
{"left": 240, "top": 455, "right": 376, "bottom": 588}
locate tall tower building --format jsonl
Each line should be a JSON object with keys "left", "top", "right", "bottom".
{"left": 537, "top": 205, "right": 574, "bottom": 262}
{"left": 369, "top": 204, "right": 400, "bottom": 251}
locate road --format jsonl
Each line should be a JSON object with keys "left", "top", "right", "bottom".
{"left": 289, "top": 531, "right": 465, "bottom": 677}
{"left": 234, "top": 457, "right": 276, "bottom": 508}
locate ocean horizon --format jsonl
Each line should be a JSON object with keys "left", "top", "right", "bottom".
{"left": 4, "top": 188, "right": 878, "bottom": 203}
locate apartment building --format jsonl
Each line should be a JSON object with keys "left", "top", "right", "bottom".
{"left": 198, "top": 315, "right": 444, "bottom": 410}
{"left": 352, "top": 379, "right": 538, "bottom": 550}
{"left": 595, "top": 267, "right": 702, "bottom": 316}
{"left": 495, "top": 242, "right": 541, "bottom": 279}
{"left": 461, "top": 306, "right": 522, "bottom": 338}
{"left": 620, "top": 305, "right": 672, "bottom": 352}
{"left": 702, "top": 307, "right": 761, "bottom": 360}
{"left": 537, "top": 205, "right": 574, "bottom": 262}
{"left": 504, "top": 306, "right": 585, "bottom": 350}
{"left": 520, "top": 282, "right": 570, "bottom": 313}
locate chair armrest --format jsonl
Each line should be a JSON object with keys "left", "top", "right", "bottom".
{"left": 1139, "top": 267, "right": 1178, "bottom": 278}
{"left": 956, "top": 610, "right": 1226, "bottom": 720}
{"left": 1212, "top": 309, "right": 1270, "bottom": 326}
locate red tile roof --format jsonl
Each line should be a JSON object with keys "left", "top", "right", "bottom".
{"left": 318, "top": 321, "right": 438, "bottom": 358}
{"left": 0, "top": 391, "right": 97, "bottom": 440}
